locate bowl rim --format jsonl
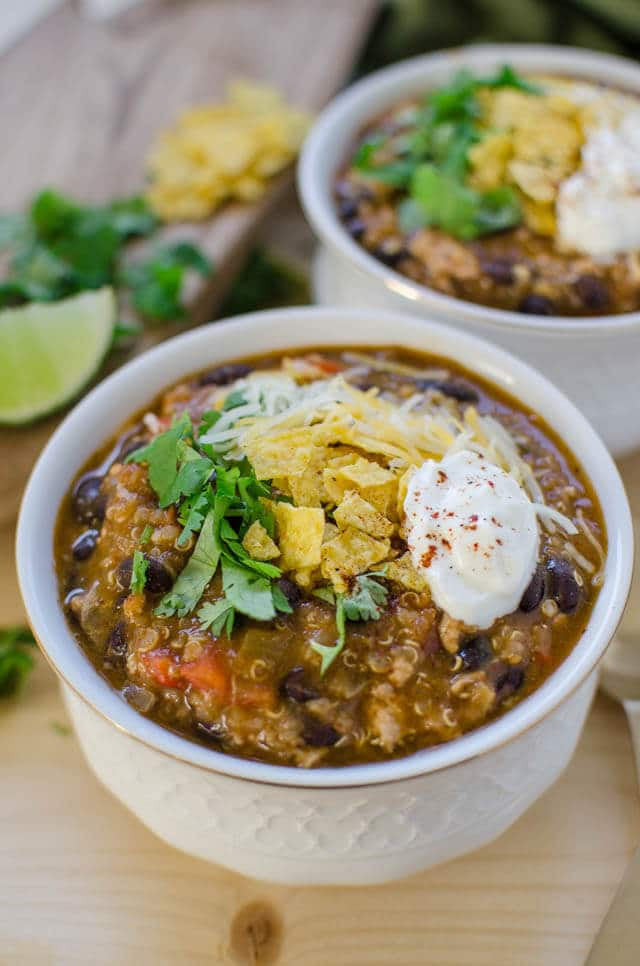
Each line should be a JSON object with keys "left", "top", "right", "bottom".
{"left": 297, "top": 42, "right": 640, "bottom": 333}
{"left": 16, "top": 306, "right": 634, "bottom": 789}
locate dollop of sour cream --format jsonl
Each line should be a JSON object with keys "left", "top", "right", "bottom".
{"left": 557, "top": 109, "right": 640, "bottom": 257}
{"left": 404, "top": 450, "right": 539, "bottom": 628}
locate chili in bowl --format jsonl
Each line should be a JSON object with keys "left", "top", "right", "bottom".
{"left": 17, "top": 307, "right": 633, "bottom": 884}
{"left": 298, "top": 44, "right": 640, "bottom": 456}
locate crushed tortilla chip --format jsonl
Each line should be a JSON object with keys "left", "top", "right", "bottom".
{"left": 520, "top": 198, "right": 556, "bottom": 237}
{"left": 334, "top": 490, "right": 394, "bottom": 539}
{"left": 273, "top": 502, "right": 324, "bottom": 571}
{"left": 241, "top": 520, "right": 280, "bottom": 561}
{"left": 387, "top": 553, "right": 430, "bottom": 593}
{"left": 321, "top": 527, "right": 390, "bottom": 593}
{"left": 323, "top": 521, "right": 340, "bottom": 543}
{"left": 468, "top": 132, "right": 512, "bottom": 190}
{"left": 471, "top": 85, "right": 583, "bottom": 233}
{"left": 146, "top": 79, "right": 311, "bottom": 221}
{"left": 245, "top": 435, "right": 314, "bottom": 481}
{"left": 325, "top": 457, "right": 398, "bottom": 519}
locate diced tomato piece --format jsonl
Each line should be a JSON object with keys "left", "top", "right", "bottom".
{"left": 181, "top": 649, "right": 230, "bottom": 701}
{"left": 305, "top": 353, "right": 344, "bottom": 374}
{"left": 232, "top": 679, "right": 277, "bottom": 710}
{"left": 141, "top": 651, "right": 183, "bottom": 689}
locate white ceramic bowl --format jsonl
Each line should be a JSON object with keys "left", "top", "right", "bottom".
{"left": 298, "top": 44, "right": 640, "bottom": 457}
{"left": 17, "top": 308, "right": 633, "bottom": 885}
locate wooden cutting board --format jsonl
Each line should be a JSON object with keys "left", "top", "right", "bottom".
{"left": 0, "top": 0, "right": 378, "bottom": 527}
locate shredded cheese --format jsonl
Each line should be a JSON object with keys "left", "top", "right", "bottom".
{"left": 201, "top": 366, "right": 583, "bottom": 543}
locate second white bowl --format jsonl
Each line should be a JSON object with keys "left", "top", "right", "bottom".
{"left": 298, "top": 44, "right": 640, "bottom": 457}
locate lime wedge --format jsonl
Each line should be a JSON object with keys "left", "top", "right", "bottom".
{"left": 0, "top": 287, "right": 116, "bottom": 425}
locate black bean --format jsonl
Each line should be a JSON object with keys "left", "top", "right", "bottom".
{"left": 276, "top": 577, "right": 303, "bottom": 608}
{"left": 117, "top": 436, "right": 146, "bottom": 462}
{"left": 519, "top": 564, "right": 546, "bottom": 612}
{"left": 71, "top": 474, "right": 106, "bottom": 524}
{"left": 574, "top": 274, "right": 609, "bottom": 311}
{"left": 351, "top": 378, "right": 376, "bottom": 391}
{"left": 71, "top": 529, "right": 99, "bottom": 561}
{"left": 495, "top": 665, "right": 525, "bottom": 698}
{"left": 145, "top": 557, "right": 174, "bottom": 594}
{"left": 195, "top": 720, "right": 226, "bottom": 743}
{"left": 116, "top": 556, "right": 133, "bottom": 590}
{"left": 546, "top": 557, "right": 581, "bottom": 613}
{"left": 117, "top": 554, "right": 173, "bottom": 595}
{"left": 335, "top": 179, "right": 372, "bottom": 203}
{"left": 280, "top": 667, "right": 319, "bottom": 703}
{"left": 458, "top": 635, "right": 493, "bottom": 671}
{"left": 302, "top": 716, "right": 340, "bottom": 747}
{"left": 518, "top": 294, "right": 555, "bottom": 316}
{"left": 198, "top": 363, "right": 253, "bottom": 387}
{"left": 373, "top": 237, "right": 409, "bottom": 267}
{"left": 105, "top": 622, "right": 127, "bottom": 665}
{"left": 338, "top": 198, "right": 359, "bottom": 220}
{"left": 415, "top": 378, "right": 479, "bottom": 404}
{"left": 345, "top": 217, "right": 366, "bottom": 241}
{"left": 483, "top": 257, "right": 516, "bottom": 285}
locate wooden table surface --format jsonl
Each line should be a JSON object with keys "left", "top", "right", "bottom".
{"left": 2, "top": 4, "right": 640, "bottom": 964}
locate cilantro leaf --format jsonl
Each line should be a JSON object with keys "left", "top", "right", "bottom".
{"left": 0, "top": 627, "right": 36, "bottom": 698}
{"left": 474, "top": 185, "right": 522, "bottom": 234}
{"left": 221, "top": 389, "right": 248, "bottom": 412}
{"left": 106, "top": 196, "right": 159, "bottom": 239}
{"left": 483, "top": 65, "right": 543, "bottom": 95}
{"left": 198, "top": 598, "right": 236, "bottom": 638}
{"left": 342, "top": 573, "right": 389, "bottom": 622}
{"left": 163, "top": 454, "right": 213, "bottom": 507}
{"left": 272, "top": 584, "right": 293, "bottom": 614}
{"left": 221, "top": 558, "right": 276, "bottom": 621}
{"left": 126, "top": 411, "right": 193, "bottom": 507}
{"left": 199, "top": 409, "right": 222, "bottom": 435}
{"left": 30, "top": 189, "right": 81, "bottom": 239}
{"left": 311, "top": 595, "right": 346, "bottom": 675}
{"left": 155, "top": 508, "right": 221, "bottom": 617}
{"left": 177, "top": 489, "right": 211, "bottom": 546}
{"left": 409, "top": 164, "right": 521, "bottom": 241}
{"left": 222, "top": 543, "right": 281, "bottom": 580}
{"left": 111, "top": 319, "right": 143, "bottom": 348}
{"left": 130, "top": 550, "right": 149, "bottom": 594}
{"left": 6, "top": 243, "right": 74, "bottom": 302}
{"left": 312, "top": 586, "right": 336, "bottom": 606}
{"left": 219, "top": 247, "right": 309, "bottom": 317}
{"left": 121, "top": 241, "right": 211, "bottom": 322}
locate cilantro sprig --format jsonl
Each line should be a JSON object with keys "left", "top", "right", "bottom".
{"left": 130, "top": 550, "right": 149, "bottom": 595}
{"left": 127, "top": 407, "right": 287, "bottom": 630}
{"left": 0, "top": 627, "right": 37, "bottom": 697}
{"left": 311, "top": 571, "right": 389, "bottom": 674}
{"left": 0, "top": 190, "right": 156, "bottom": 308}
{"left": 0, "top": 188, "right": 211, "bottom": 321}
{"left": 353, "top": 64, "right": 538, "bottom": 241}
{"left": 120, "top": 241, "right": 210, "bottom": 322}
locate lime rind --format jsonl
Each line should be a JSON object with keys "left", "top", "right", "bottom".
{"left": 0, "top": 287, "right": 116, "bottom": 426}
